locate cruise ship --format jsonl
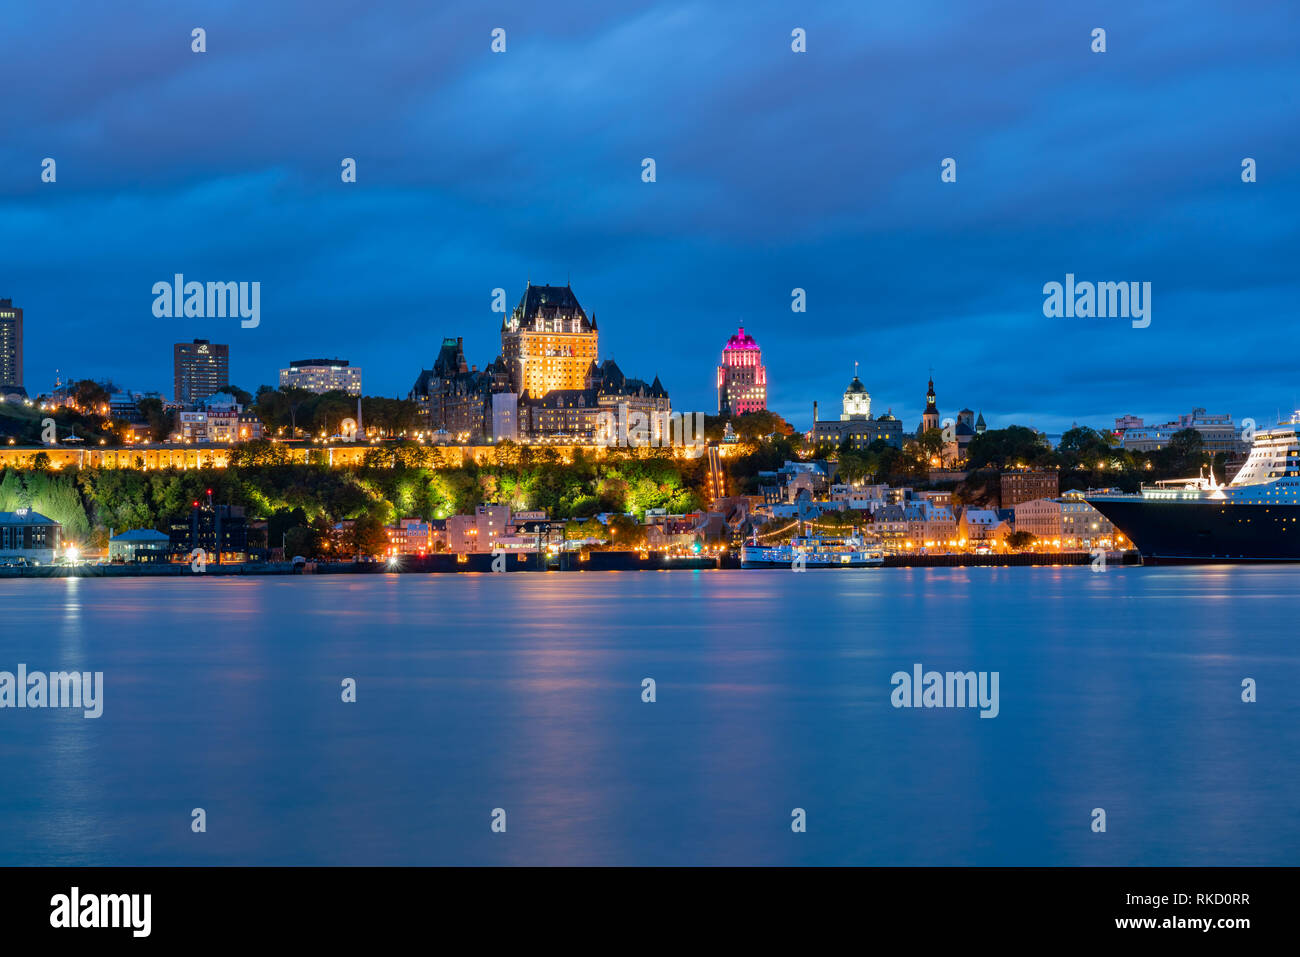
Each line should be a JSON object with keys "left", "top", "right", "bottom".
{"left": 1086, "top": 420, "right": 1300, "bottom": 563}
{"left": 741, "top": 533, "right": 885, "bottom": 568}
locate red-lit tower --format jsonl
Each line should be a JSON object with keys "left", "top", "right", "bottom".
{"left": 717, "top": 326, "right": 767, "bottom": 416}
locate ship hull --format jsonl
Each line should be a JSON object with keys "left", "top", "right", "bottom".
{"left": 1087, "top": 498, "right": 1300, "bottom": 563}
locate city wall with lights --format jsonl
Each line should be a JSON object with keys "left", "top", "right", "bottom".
{"left": 0, "top": 441, "right": 745, "bottom": 471}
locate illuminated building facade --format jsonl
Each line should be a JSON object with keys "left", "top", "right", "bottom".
{"left": 717, "top": 326, "right": 767, "bottom": 415}
{"left": 1000, "top": 470, "right": 1060, "bottom": 508}
{"left": 108, "top": 528, "right": 172, "bottom": 563}
{"left": 414, "top": 285, "right": 668, "bottom": 445}
{"left": 502, "top": 283, "right": 598, "bottom": 397}
{"left": 811, "top": 372, "right": 903, "bottom": 452}
{"left": 0, "top": 508, "right": 60, "bottom": 563}
{"left": 409, "top": 337, "right": 510, "bottom": 442}
{"left": 173, "top": 339, "right": 229, "bottom": 405}
{"left": 0, "top": 298, "right": 22, "bottom": 392}
{"left": 518, "top": 360, "right": 670, "bottom": 443}
{"left": 280, "top": 358, "right": 362, "bottom": 396}
{"left": 447, "top": 504, "right": 512, "bottom": 554}
{"left": 167, "top": 501, "right": 248, "bottom": 562}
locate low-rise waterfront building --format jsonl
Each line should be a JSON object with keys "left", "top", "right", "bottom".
{"left": 168, "top": 502, "right": 249, "bottom": 562}
{"left": 446, "top": 504, "right": 513, "bottom": 554}
{"left": 386, "top": 518, "right": 433, "bottom": 556}
{"left": 958, "top": 507, "right": 1010, "bottom": 545}
{"left": 1012, "top": 497, "right": 1063, "bottom": 541}
{"left": 108, "top": 528, "right": 172, "bottom": 563}
{"left": 0, "top": 508, "right": 60, "bottom": 563}
{"left": 1060, "top": 492, "right": 1115, "bottom": 545}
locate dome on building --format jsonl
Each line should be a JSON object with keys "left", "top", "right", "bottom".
{"left": 724, "top": 326, "right": 760, "bottom": 351}
{"left": 841, "top": 374, "right": 871, "bottom": 420}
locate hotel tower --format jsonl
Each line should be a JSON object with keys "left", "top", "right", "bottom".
{"left": 501, "top": 283, "right": 598, "bottom": 396}
{"left": 716, "top": 326, "right": 767, "bottom": 415}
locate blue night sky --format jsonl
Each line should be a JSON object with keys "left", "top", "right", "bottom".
{"left": 1, "top": 0, "right": 1296, "bottom": 434}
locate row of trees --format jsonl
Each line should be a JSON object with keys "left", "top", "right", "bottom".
{"left": 0, "top": 445, "right": 709, "bottom": 550}
{"left": 821, "top": 425, "right": 1221, "bottom": 494}
{"left": 0, "top": 470, "right": 93, "bottom": 542}
{"left": 249, "top": 387, "right": 420, "bottom": 438}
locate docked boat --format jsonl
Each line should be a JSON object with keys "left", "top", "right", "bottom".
{"left": 1086, "top": 419, "right": 1300, "bottom": 563}
{"left": 741, "top": 533, "right": 884, "bottom": 568}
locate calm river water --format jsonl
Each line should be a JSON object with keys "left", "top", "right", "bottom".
{"left": 0, "top": 566, "right": 1295, "bottom": 865}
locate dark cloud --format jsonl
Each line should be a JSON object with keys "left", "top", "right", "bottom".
{"left": 0, "top": 0, "right": 1295, "bottom": 432}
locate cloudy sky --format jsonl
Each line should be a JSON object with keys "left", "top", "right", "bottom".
{"left": 2, "top": 0, "right": 1296, "bottom": 433}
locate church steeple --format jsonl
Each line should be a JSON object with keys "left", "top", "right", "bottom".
{"left": 920, "top": 375, "right": 939, "bottom": 434}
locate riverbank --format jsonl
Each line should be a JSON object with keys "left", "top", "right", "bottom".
{"left": 0, "top": 549, "right": 1141, "bottom": 577}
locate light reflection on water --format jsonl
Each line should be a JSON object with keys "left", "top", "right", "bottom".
{"left": 0, "top": 567, "right": 1296, "bottom": 865}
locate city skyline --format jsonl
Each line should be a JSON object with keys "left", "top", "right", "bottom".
{"left": 1, "top": 1, "right": 1296, "bottom": 433}
{"left": 2, "top": 286, "right": 1287, "bottom": 440}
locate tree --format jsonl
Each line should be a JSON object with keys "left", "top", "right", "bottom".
{"left": 284, "top": 524, "right": 326, "bottom": 559}
{"left": 229, "top": 439, "right": 290, "bottom": 468}
{"left": 134, "top": 396, "right": 173, "bottom": 442}
{"left": 605, "top": 513, "right": 647, "bottom": 548}
{"left": 1006, "top": 530, "right": 1036, "bottom": 550}
{"left": 0, "top": 470, "right": 26, "bottom": 511}
{"left": 836, "top": 450, "right": 872, "bottom": 484}
{"left": 727, "top": 410, "right": 796, "bottom": 442}
{"left": 254, "top": 386, "right": 314, "bottom": 438}
{"left": 21, "top": 472, "right": 91, "bottom": 541}
{"left": 966, "top": 426, "right": 1052, "bottom": 470}
{"left": 1058, "top": 426, "right": 1112, "bottom": 470}
{"left": 564, "top": 517, "right": 606, "bottom": 541}
{"left": 70, "top": 379, "right": 110, "bottom": 413}
{"left": 225, "top": 385, "right": 254, "bottom": 407}
{"left": 917, "top": 427, "right": 945, "bottom": 458}
{"left": 346, "top": 513, "right": 389, "bottom": 558}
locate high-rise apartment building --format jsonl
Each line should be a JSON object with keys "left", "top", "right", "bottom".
{"left": 173, "top": 339, "right": 229, "bottom": 405}
{"left": 0, "top": 299, "right": 22, "bottom": 391}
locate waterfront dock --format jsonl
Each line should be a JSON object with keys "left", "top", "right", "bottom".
{"left": 0, "top": 550, "right": 1140, "bottom": 577}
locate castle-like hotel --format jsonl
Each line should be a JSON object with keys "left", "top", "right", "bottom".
{"left": 410, "top": 283, "right": 668, "bottom": 443}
